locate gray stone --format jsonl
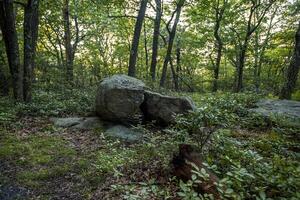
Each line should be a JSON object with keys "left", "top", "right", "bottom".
{"left": 250, "top": 99, "right": 300, "bottom": 119}
{"left": 51, "top": 117, "right": 103, "bottom": 130}
{"left": 51, "top": 117, "right": 82, "bottom": 128}
{"left": 95, "top": 74, "right": 146, "bottom": 122}
{"left": 141, "top": 90, "right": 196, "bottom": 125}
{"left": 104, "top": 125, "right": 143, "bottom": 143}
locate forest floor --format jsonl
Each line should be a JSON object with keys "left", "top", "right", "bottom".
{"left": 0, "top": 87, "right": 299, "bottom": 200}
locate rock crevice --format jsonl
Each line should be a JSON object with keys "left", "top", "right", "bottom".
{"left": 95, "top": 74, "right": 195, "bottom": 125}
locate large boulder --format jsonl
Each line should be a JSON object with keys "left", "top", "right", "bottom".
{"left": 141, "top": 90, "right": 196, "bottom": 125}
{"left": 95, "top": 74, "right": 146, "bottom": 123}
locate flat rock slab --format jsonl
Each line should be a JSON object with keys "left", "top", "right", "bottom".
{"left": 251, "top": 99, "right": 300, "bottom": 119}
{"left": 104, "top": 125, "right": 143, "bottom": 143}
{"left": 50, "top": 117, "right": 103, "bottom": 130}
{"left": 51, "top": 117, "right": 143, "bottom": 143}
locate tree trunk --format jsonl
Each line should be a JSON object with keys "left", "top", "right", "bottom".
{"left": 0, "top": 0, "right": 23, "bottom": 101}
{"left": 150, "top": 0, "right": 161, "bottom": 81}
{"left": 23, "top": 0, "right": 39, "bottom": 102}
{"left": 170, "top": 58, "right": 179, "bottom": 90}
{"left": 0, "top": 65, "right": 9, "bottom": 96}
{"left": 176, "top": 43, "right": 181, "bottom": 90}
{"left": 279, "top": 22, "right": 300, "bottom": 99}
{"left": 160, "top": 0, "right": 184, "bottom": 87}
{"left": 63, "top": 0, "right": 73, "bottom": 82}
{"left": 235, "top": 42, "right": 248, "bottom": 92}
{"left": 212, "top": 39, "right": 222, "bottom": 92}
{"left": 212, "top": 0, "right": 225, "bottom": 92}
{"left": 128, "top": 0, "right": 148, "bottom": 77}
{"left": 233, "top": 1, "right": 273, "bottom": 92}
{"left": 143, "top": 21, "right": 149, "bottom": 75}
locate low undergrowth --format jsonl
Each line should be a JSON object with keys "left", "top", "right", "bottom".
{"left": 0, "top": 88, "right": 299, "bottom": 199}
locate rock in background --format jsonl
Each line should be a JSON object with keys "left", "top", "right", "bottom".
{"left": 251, "top": 99, "right": 300, "bottom": 120}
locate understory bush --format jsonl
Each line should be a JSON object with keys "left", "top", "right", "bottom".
{"left": 173, "top": 92, "right": 300, "bottom": 199}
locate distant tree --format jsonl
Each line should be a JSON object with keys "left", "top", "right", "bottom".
{"left": 231, "top": 0, "right": 274, "bottom": 92}
{"left": 212, "top": 0, "right": 227, "bottom": 92}
{"left": 150, "top": 0, "right": 162, "bottom": 81}
{"left": 128, "top": 0, "right": 148, "bottom": 77}
{"left": 252, "top": 6, "right": 278, "bottom": 92}
{"left": 279, "top": 22, "right": 300, "bottom": 99}
{"left": 160, "top": 0, "right": 185, "bottom": 87}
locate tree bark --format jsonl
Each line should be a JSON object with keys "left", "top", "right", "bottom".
{"left": 23, "top": 0, "right": 39, "bottom": 102}
{"left": 160, "top": 0, "right": 184, "bottom": 87}
{"left": 63, "top": 0, "right": 73, "bottom": 82}
{"left": 128, "top": 0, "right": 148, "bottom": 77}
{"left": 143, "top": 21, "right": 149, "bottom": 74}
{"left": 0, "top": 0, "right": 23, "bottom": 101}
{"left": 176, "top": 43, "right": 181, "bottom": 90}
{"left": 279, "top": 22, "right": 300, "bottom": 99}
{"left": 170, "top": 57, "right": 179, "bottom": 90}
{"left": 0, "top": 65, "right": 9, "bottom": 96}
{"left": 150, "top": 0, "right": 161, "bottom": 81}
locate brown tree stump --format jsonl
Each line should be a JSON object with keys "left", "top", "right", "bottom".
{"left": 172, "top": 144, "right": 221, "bottom": 199}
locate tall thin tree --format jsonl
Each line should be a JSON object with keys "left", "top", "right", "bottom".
{"left": 212, "top": 0, "right": 227, "bottom": 92}
{"left": 233, "top": 0, "right": 274, "bottom": 92}
{"left": 160, "top": 0, "right": 185, "bottom": 87}
{"left": 150, "top": 0, "right": 162, "bottom": 81}
{"left": 63, "top": 0, "right": 73, "bottom": 82}
{"left": 23, "top": 0, "right": 40, "bottom": 102}
{"left": 128, "top": 0, "right": 148, "bottom": 77}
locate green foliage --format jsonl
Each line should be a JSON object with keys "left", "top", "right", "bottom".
{"left": 206, "top": 130, "right": 300, "bottom": 199}
{"left": 17, "top": 87, "right": 96, "bottom": 117}
{"left": 171, "top": 92, "right": 300, "bottom": 199}
{"left": 1, "top": 90, "right": 299, "bottom": 199}
{"left": 0, "top": 86, "right": 96, "bottom": 128}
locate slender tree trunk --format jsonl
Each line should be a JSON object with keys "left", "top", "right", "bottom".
{"left": 128, "top": 0, "right": 148, "bottom": 77}
{"left": 150, "top": 0, "right": 161, "bottom": 81}
{"left": 176, "top": 43, "right": 181, "bottom": 90}
{"left": 234, "top": 1, "right": 273, "bottom": 92}
{"left": 160, "top": 0, "right": 184, "bottom": 87}
{"left": 63, "top": 0, "right": 73, "bottom": 82}
{"left": 279, "top": 22, "right": 300, "bottom": 99}
{"left": 170, "top": 58, "right": 178, "bottom": 90}
{"left": 212, "top": 39, "right": 222, "bottom": 92}
{"left": 143, "top": 21, "right": 149, "bottom": 74}
{"left": 23, "top": 0, "right": 39, "bottom": 102}
{"left": 235, "top": 41, "right": 248, "bottom": 92}
{"left": 212, "top": 0, "right": 225, "bottom": 92}
{"left": 0, "top": 0, "right": 23, "bottom": 101}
